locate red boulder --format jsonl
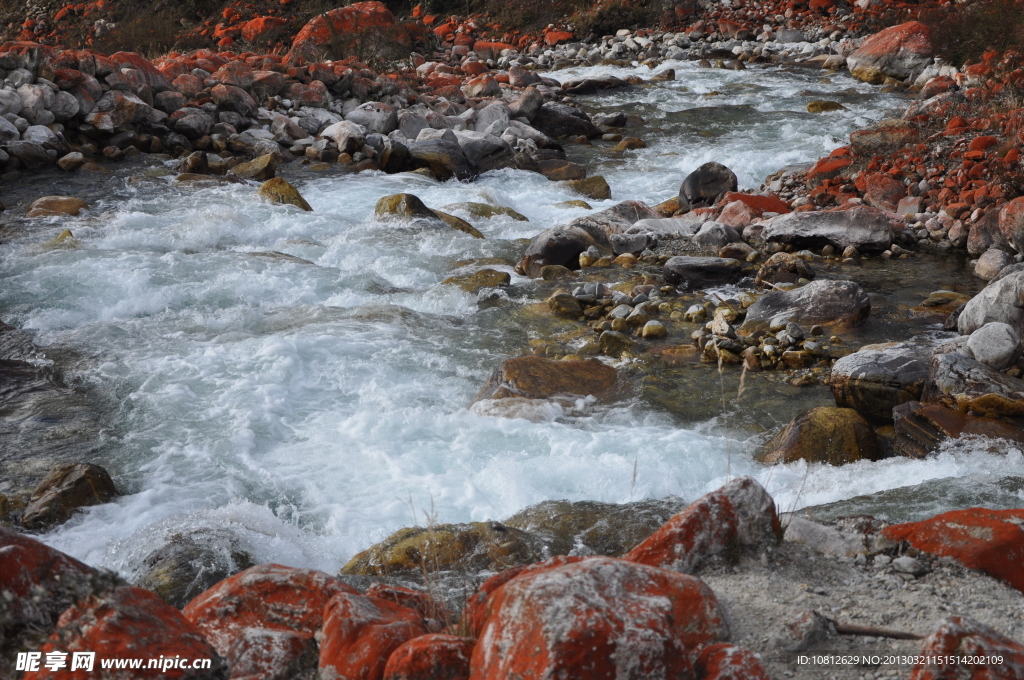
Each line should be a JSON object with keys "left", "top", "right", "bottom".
{"left": 290, "top": 2, "right": 397, "bottom": 62}
{"left": 625, "top": 476, "right": 781, "bottom": 573}
{"left": 469, "top": 555, "right": 728, "bottom": 680}
{"left": 846, "top": 21, "right": 934, "bottom": 84}
{"left": 909, "top": 616, "right": 1024, "bottom": 680}
{"left": 719, "top": 191, "right": 790, "bottom": 215}
{"left": 383, "top": 634, "right": 474, "bottom": 680}
{"left": 242, "top": 17, "right": 288, "bottom": 45}
{"left": 24, "top": 586, "right": 225, "bottom": 679}
{"left": 318, "top": 592, "right": 427, "bottom": 680}
{"left": 694, "top": 643, "right": 772, "bottom": 680}
{"left": 882, "top": 509, "right": 1024, "bottom": 593}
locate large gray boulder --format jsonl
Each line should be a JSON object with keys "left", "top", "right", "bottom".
{"left": 742, "top": 280, "right": 871, "bottom": 332}
{"left": 407, "top": 138, "right": 476, "bottom": 181}
{"left": 631, "top": 215, "right": 708, "bottom": 236}
{"left": 958, "top": 271, "right": 1024, "bottom": 336}
{"left": 922, "top": 351, "right": 1024, "bottom": 419}
{"left": 453, "top": 130, "right": 515, "bottom": 172}
{"left": 663, "top": 256, "right": 743, "bottom": 289}
{"left": 345, "top": 101, "right": 398, "bottom": 134}
{"left": 692, "top": 221, "right": 741, "bottom": 249}
{"left": 679, "top": 162, "right": 737, "bottom": 208}
{"left": 760, "top": 206, "right": 894, "bottom": 253}
{"left": 967, "top": 322, "right": 1021, "bottom": 370}
{"left": 845, "top": 21, "right": 934, "bottom": 84}
{"left": 516, "top": 226, "right": 602, "bottom": 277}
{"left": 830, "top": 334, "right": 954, "bottom": 422}
{"left": 566, "top": 201, "right": 661, "bottom": 243}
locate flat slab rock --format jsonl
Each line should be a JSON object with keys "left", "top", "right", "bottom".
{"left": 741, "top": 279, "right": 871, "bottom": 332}
{"left": 473, "top": 356, "right": 618, "bottom": 402}
{"left": 760, "top": 205, "right": 895, "bottom": 253}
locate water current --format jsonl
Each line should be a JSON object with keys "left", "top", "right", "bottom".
{"left": 1, "top": 60, "right": 1022, "bottom": 576}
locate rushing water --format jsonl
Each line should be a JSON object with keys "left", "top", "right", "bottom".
{"left": 1, "top": 60, "right": 1022, "bottom": 576}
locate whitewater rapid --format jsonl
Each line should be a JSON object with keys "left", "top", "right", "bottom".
{"left": 2, "top": 60, "right": 1021, "bottom": 576}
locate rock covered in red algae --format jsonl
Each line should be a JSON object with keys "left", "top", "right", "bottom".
{"left": 846, "top": 21, "right": 934, "bottom": 84}
{"left": 909, "top": 616, "right": 1024, "bottom": 680}
{"left": 694, "top": 643, "right": 772, "bottom": 679}
{"left": 882, "top": 508, "right": 1024, "bottom": 593}
{"left": 468, "top": 555, "right": 728, "bottom": 680}
{"left": 318, "top": 591, "right": 427, "bottom": 680}
{"left": 382, "top": 634, "right": 474, "bottom": 680}
{"left": 625, "top": 476, "right": 781, "bottom": 573}
{"left": 24, "top": 586, "right": 226, "bottom": 680}
{"left": 182, "top": 564, "right": 356, "bottom": 678}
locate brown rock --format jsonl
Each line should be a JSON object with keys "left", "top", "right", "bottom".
{"left": 441, "top": 269, "right": 511, "bottom": 292}
{"left": 894, "top": 402, "right": 1024, "bottom": 459}
{"left": 754, "top": 252, "right": 814, "bottom": 288}
{"left": 27, "top": 196, "right": 88, "bottom": 217}
{"left": 228, "top": 152, "right": 281, "bottom": 180}
{"left": 562, "top": 175, "right": 611, "bottom": 200}
{"left": 258, "top": 178, "right": 312, "bottom": 211}
{"left": 474, "top": 355, "right": 617, "bottom": 402}
{"left": 757, "top": 407, "right": 881, "bottom": 466}
{"left": 21, "top": 463, "right": 119, "bottom": 531}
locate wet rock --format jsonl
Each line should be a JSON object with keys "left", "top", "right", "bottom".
{"left": 340, "top": 522, "right": 545, "bottom": 577}
{"left": 258, "top": 178, "right": 312, "bottom": 211}
{"left": 375, "top": 193, "right": 439, "bottom": 221}
{"left": 910, "top": 617, "right": 1024, "bottom": 679}
{"left": 663, "top": 256, "right": 743, "bottom": 290}
{"left": 319, "top": 591, "right": 427, "bottom": 680}
{"left": 755, "top": 252, "right": 815, "bottom": 288}
{"left": 468, "top": 556, "right": 728, "bottom": 680}
{"left": 847, "top": 21, "right": 934, "bottom": 84}
{"left": 228, "top": 152, "right": 280, "bottom": 181}
{"left": 441, "top": 269, "right": 510, "bottom": 293}
{"left": 538, "top": 159, "right": 586, "bottom": 181}
{"left": 679, "top": 162, "right": 738, "bottom": 207}
{"left": 474, "top": 355, "right": 617, "bottom": 402}
{"left": 958, "top": 271, "right": 1024, "bottom": 337}
{"left": 531, "top": 102, "right": 601, "bottom": 139}
{"left": 136, "top": 531, "right": 254, "bottom": 610}
{"left": 642, "top": 320, "right": 668, "bottom": 339}
{"left": 695, "top": 643, "right": 772, "bottom": 680}
{"left": 599, "top": 330, "right": 633, "bottom": 357}
{"left": 0, "top": 527, "right": 120, "bottom": 654}
{"left": 183, "top": 564, "right": 355, "bottom": 678}
{"left": 807, "top": 100, "right": 844, "bottom": 113}
{"left": 976, "top": 248, "right": 1015, "bottom": 281}
{"left": 757, "top": 407, "right": 881, "bottom": 465}
{"left": 31, "top": 586, "right": 225, "bottom": 678}
{"left": 383, "top": 634, "right": 474, "bottom": 680}
{"left": 26, "top": 195, "right": 88, "bottom": 217}
{"left": 546, "top": 292, "right": 583, "bottom": 318}
{"left": 562, "top": 175, "right": 611, "bottom": 200}
{"left": 967, "top": 322, "right": 1022, "bottom": 370}
{"left": 21, "top": 463, "right": 119, "bottom": 531}
{"left": 516, "top": 225, "right": 601, "bottom": 277}
{"left": 441, "top": 202, "right": 527, "bottom": 221}
{"left": 921, "top": 352, "right": 1024, "bottom": 421}
{"left": 761, "top": 205, "right": 893, "bottom": 253}
{"left": 741, "top": 280, "right": 871, "bottom": 332}
{"left": 407, "top": 139, "right": 475, "bottom": 181}
{"left": 830, "top": 336, "right": 948, "bottom": 422}
{"left": 432, "top": 210, "right": 484, "bottom": 238}
{"left": 504, "top": 497, "right": 689, "bottom": 557}
{"left": 884, "top": 510, "right": 1024, "bottom": 593}
{"left": 626, "top": 477, "right": 781, "bottom": 573}
{"left": 894, "top": 402, "right": 1024, "bottom": 458}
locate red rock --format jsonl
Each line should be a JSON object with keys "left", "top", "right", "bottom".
{"left": 0, "top": 527, "right": 102, "bottom": 637}
{"left": 909, "top": 616, "right": 1024, "bottom": 680}
{"left": 211, "top": 83, "right": 257, "bottom": 116}
{"left": 183, "top": 563, "right": 356, "bottom": 676}
{"left": 383, "top": 634, "right": 474, "bottom": 680}
{"left": 461, "top": 565, "right": 531, "bottom": 638}
{"left": 969, "top": 135, "right": 999, "bottom": 152}
{"left": 364, "top": 583, "right": 453, "bottom": 629}
{"left": 882, "top": 508, "right": 1024, "bottom": 593}
{"left": 210, "top": 60, "right": 254, "bottom": 88}
{"left": 544, "top": 30, "right": 574, "bottom": 46}
{"left": 694, "top": 643, "right": 772, "bottom": 680}
{"left": 719, "top": 191, "right": 790, "bottom": 215}
{"left": 846, "top": 21, "right": 933, "bottom": 84}
{"left": 469, "top": 555, "right": 728, "bottom": 680}
{"left": 862, "top": 172, "right": 905, "bottom": 211}
{"left": 998, "top": 195, "right": 1024, "bottom": 250}
{"left": 290, "top": 1, "right": 397, "bottom": 61}
{"left": 625, "top": 476, "right": 781, "bottom": 573}
{"left": 809, "top": 0, "right": 836, "bottom": 10}
{"left": 319, "top": 592, "right": 427, "bottom": 680}
{"left": 945, "top": 115, "right": 969, "bottom": 135}
{"left": 247, "top": 31, "right": 286, "bottom": 51}
{"left": 919, "top": 75, "right": 957, "bottom": 99}
{"left": 172, "top": 73, "right": 204, "bottom": 97}
{"left": 109, "top": 51, "right": 173, "bottom": 93}
{"left": 807, "top": 157, "right": 852, "bottom": 184}
{"left": 718, "top": 200, "right": 755, "bottom": 228}
{"left": 462, "top": 75, "right": 501, "bottom": 98}
{"left": 471, "top": 41, "right": 511, "bottom": 61}
{"left": 461, "top": 60, "right": 488, "bottom": 76}
{"left": 24, "top": 586, "right": 225, "bottom": 679}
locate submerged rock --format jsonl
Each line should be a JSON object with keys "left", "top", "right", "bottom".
{"left": 474, "top": 355, "right": 618, "bottom": 402}
{"left": 441, "top": 269, "right": 511, "bottom": 292}
{"left": 258, "top": 178, "right": 312, "bottom": 211}
{"left": 136, "top": 530, "right": 254, "bottom": 609}
{"left": 21, "top": 463, "right": 120, "bottom": 531}
{"left": 894, "top": 401, "right": 1024, "bottom": 458}
{"left": 757, "top": 407, "right": 881, "bottom": 465}
{"left": 441, "top": 202, "right": 528, "bottom": 221}
{"left": 503, "top": 497, "right": 689, "bottom": 557}
{"left": 340, "top": 522, "right": 546, "bottom": 576}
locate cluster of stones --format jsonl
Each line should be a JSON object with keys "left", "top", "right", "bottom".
{"left": 4, "top": 477, "right": 1024, "bottom": 680}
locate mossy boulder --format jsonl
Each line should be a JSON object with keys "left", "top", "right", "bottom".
{"left": 375, "top": 194, "right": 484, "bottom": 238}
{"left": 474, "top": 355, "right": 618, "bottom": 402}
{"left": 441, "top": 269, "right": 511, "bottom": 292}
{"left": 257, "top": 177, "right": 312, "bottom": 211}
{"left": 136, "top": 531, "right": 254, "bottom": 609}
{"left": 441, "top": 202, "right": 529, "bottom": 221}
{"left": 807, "top": 100, "right": 845, "bottom": 113}
{"left": 757, "top": 406, "right": 881, "bottom": 466}
{"left": 340, "top": 522, "right": 545, "bottom": 576}
{"left": 562, "top": 176, "right": 611, "bottom": 200}
{"left": 432, "top": 210, "right": 484, "bottom": 238}
{"left": 503, "top": 497, "right": 689, "bottom": 557}
{"left": 227, "top": 152, "right": 280, "bottom": 180}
